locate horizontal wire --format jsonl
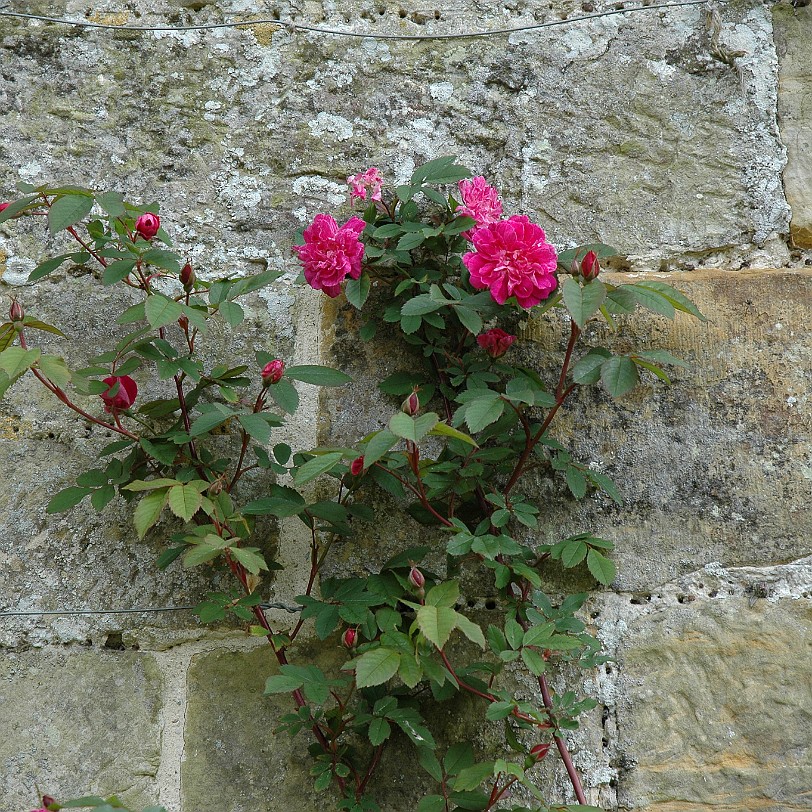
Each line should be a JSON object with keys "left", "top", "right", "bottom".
{"left": 0, "top": 601, "right": 302, "bottom": 617}
{"left": 0, "top": 1, "right": 711, "bottom": 41}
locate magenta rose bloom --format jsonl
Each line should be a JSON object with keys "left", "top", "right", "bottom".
{"left": 457, "top": 176, "right": 502, "bottom": 236}
{"left": 293, "top": 214, "right": 366, "bottom": 298}
{"left": 463, "top": 215, "right": 558, "bottom": 309}
{"left": 477, "top": 328, "right": 516, "bottom": 358}
{"left": 135, "top": 212, "right": 160, "bottom": 240}
{"left": 348, "top": 167, "right": 384, "bottom": 202}
{"left": 100, "top": 375, "right": 138, "bottom": 413}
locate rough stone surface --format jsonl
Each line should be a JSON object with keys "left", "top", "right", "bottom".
{"left": 614, "top": 597, "right": 812, "bottom": 811}
{"left": 0, "top": 649, "right": 163, "bottom": 809}
{"left": 774, "top": 5, "right": 812, "bottom": 248}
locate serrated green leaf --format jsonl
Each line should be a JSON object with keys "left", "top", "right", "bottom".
{"left": 145, "top": 294, "right": 183, "bottom": 330}
{"left": 134, "top": 489, "right": 169, "bottom": 538}
{"left": 91, "top": 484, "right": 116, "bottom": 511}
{"left": 464, "top": 396, "right": 505, "bottom": 433}
{"left": 268, "top": 379, "right": 299, "bottom": 413}
{"left": 238, "top": 413, "right": 272, "bottom": 445}
{"left": 455, "top": 305, "right": 483, "bottom": 335}
{"left": 586, "top": 549, "right": 616, "bottom": 585}
{"left": 38, "top": 354, "right": 71, "bottom": 388}
{"left": 601, "top": 355, "right": 639, "bottom": 398}
{"left": 368, "top": 716, "right": 392, "bottom": 746}
{"left": 218, "top": 300, "right": 244, "bottom": 327}
{"left": 562, "top": 276, "right": 607, "bottom": 329}
{"left": 48, "top": 193, "right": 94, "bottom": 234}
{"left": 566, "top": 467, "right": 588, "bottom": 500}
{"left": 354, "top": 647, "right": 401, "bottom": 688}
{"left": 28, "top": 252, "right": 76, "bottom": 282}
{"left": 389, "top": 411, "right": 439, "bottom": 442}
{"left": 102, "top": 258, "right": 137, "bottom": 285}
{"left": 168, "top": 484, "right": 203, "bottom": 522}
{"left": 284, "top": 365, "right": 351, "bottom": 386}
{"left": 363, "top": 428, "right": 399, "bottom": 466}
{"left": 0, "top": 347, "right": 41, "bottom": 379}
{"left": 452, "top": 762, "right": 496, "bottom": 792}
{"left": 229, "top": 546, "right": 268, "bottom": 575}
{"left": 572, "top": 348, "right": 612, "bottom": 385}
{"left": 428, "top": 421, "right": 478, "bottom": 446}
{"left": 453, "top": 611, "right": 486, "bottom": 649}
{"left": 292, "top": 451, "right": 345, "bottom": 486}
{"left": 416, "top": 605, "right": 457, "bottom": 649}
{"left": 264, "top": 673, "right": 306, "bottom": 694}
{"left": 345, "top": 273, "right": 371, "bottom": 309}
{"left": 142, "top": 248, "right": 180, "bottom": 272}
{"left": 46, "top": 486, "right": 91, "bottom": 513}
{"left": 417, "top": 797, "right": 446, "bottom": 812}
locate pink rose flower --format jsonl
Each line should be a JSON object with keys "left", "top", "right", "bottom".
{"left": 463, "top": 215, "right": 558, "bottom": 309}
{"left": 293, "top": 214, "right": 366, "bottom": 298}
{"left": 261, "top": 359, "right": 285, "bottom": 386}
{"left": 347, "top": 167, "right": 384, "bottom": 202}
{"left": 456, "top": 176, "right": 503, "bottom": 237}
{"left": 135, "top": 212, "right": 160, "bottom": 240}
{"left": 100, "top": 375, "right": 138, "bottom": 413}
{"left": 350, "top": 456, "right": 365, "bottom": 476}
{"left": 477, "top": 328, "right": 516, "bottom": 358}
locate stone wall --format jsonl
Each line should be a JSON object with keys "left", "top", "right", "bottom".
{"left": 1, "top": 1, "right": 810, "bottom": 811}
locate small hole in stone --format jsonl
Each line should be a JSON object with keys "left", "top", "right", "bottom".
{"left": 467, "top": 598, "right": 476, "bottom": 608}
{"left": 602, "top": 737, "right": 609, "bottom": 747}
{"left": 609, "top": 778, "right": 618, "bottom": 788}
{"left": 709, "top": 589, "right": 718, "bottom": 597}
{"left": 630, "top": 594, "right": 651, "bottom": 605}
{"left": 399, "top": 8, "right": 407, "bottom": 17}
{"left": 605, "top": 665, "right": 613, "bottom": 674}
{"left": 590, "top": 610, "right": 600, "bottom": 618}
{"left": 485, "top": 599, "right": 497, "bottom": 610}
{"left": 104, "top": 632, "right": 125, "bottom": 650}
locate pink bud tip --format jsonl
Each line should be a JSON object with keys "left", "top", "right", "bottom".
{"left": 350, "top": 456, "right": 365, "bottom": 476}
{"left": 180, "top": 261, "right": 195, "bottom": 290}
{"left": 261, "top": 359, "right": 285, "bottom": 386}
{"left": 408, "top": 566, "right": 425, "bottom": 589}
{"left": 342, "top": 627, "right": 358, "bottom": 648}
{"left": 0, "top": 202, "right": 9, "bottom": 213}
{"left": 135, "top": 212, "right": 160, "bottom": 240}
{"left": 580, "top": 250, "right": 600, "bottom": 281}
{"left": 401, "top": 389, "right": 420, "bottom": 416}
{"left": 9, "top": 299, "right": 24, "bottom": 323}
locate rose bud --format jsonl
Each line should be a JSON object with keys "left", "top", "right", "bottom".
{"left": 350, "top": 456, "right": 365, "bottom": 476}
{"left": 180, "top": 260, "right": 195, "bottom": 291}
{"left": 0, "top": 202, "right": 9, "bottom": 213}
{"left": 100, "top": 375, "right": 138, "bottom": 413}
{"left": 580, "top": 250, "right": 600, "bottom": 281}
{"left": 476, "top": 328, "right": 516, "bottom": 359}
{"left": 408, "top": 566, "right": 425, "bottom": 590}
{"left": 41, "top": 797, "right": 56, "bottom": 809}
{"left": 9, "top": 299, "right": 24, "bottom": 323}
{"left": 135, "top": 212, "right": 160, "bottom": 240}
{"left": 261, "top": 359, "right": 285, "bottom": 387}
{"left": 342, "top": 627, "right": 358, "bottom": 648}
{"left": 401, "top": 388, "right": 420, "bottom": 416}
{"left": 529, "top": 743, "right": 551, "bottom": 762}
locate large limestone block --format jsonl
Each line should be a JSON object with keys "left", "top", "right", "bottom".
{"left": 774, "top": 5, "right": 812, "bottom": 248}
{"left": 615, "top": 598, "right": 812, "bottom": 811}
{"left": 0, "top": 0, "right": 789, "bottom": 269}
{"left": 0, "top": 649, "right": 163, "bottom": 809}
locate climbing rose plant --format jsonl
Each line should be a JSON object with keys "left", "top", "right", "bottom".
{"left": 1, "top": 157, "right": 704, "bottom": 812}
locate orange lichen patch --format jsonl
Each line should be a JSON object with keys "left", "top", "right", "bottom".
{"left": 87, "top": 11, "right": 130, "bottom": 26}
{"left": 0, "top": 249, "right": 6, "bottom": 278}
{"left": 0, "top": 415, "right": 22, "bottom": 439}
{"left": 244, "top": 16, "right": 283, "bottom": 46}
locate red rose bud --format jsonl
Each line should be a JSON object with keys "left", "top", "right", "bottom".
{"left": 41, "top": 797, "right": 55, "bottom": 807}
{"left": 342, "top": 627, "right": 358, "bottom": 648}
{"left": 401, "top": 388, "right": 420, "bottom": 416}
{"left": 180, "top": 260, "right": 195, "bottom": 290}
{"left": 0, "top": 202, "right": 9, "bottom": 213}
{"left": 100, "top": 375, "right": 138, "bottom": 413}
{"left": 261, "top": 359, "right": 285, "bottom": 386}
{"left": 135, "top": 212, "right": 160, "bottom": 240}
{"left": 408, "top": 566, "right": 425, "bottom": 589}
{"left": 350, "top": 456, "right": 365, "bottom": 476}
{"left": 530, "top": 743, "right": 551, "bottom": 762}
{"left": 9, "top": 299, "right": 24, "bottom": 323}
{"left": 476, "top": 328, "right": 516, "bottom": 359}
{"left": 580, "top": 250, "right": 600, "bottom": 281}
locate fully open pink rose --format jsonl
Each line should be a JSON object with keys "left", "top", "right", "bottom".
{"left": 463, "top": 215, "right": 558, "bottom": 309}
{"left": 293, "top": 214, "right": 366, "bottom": 298}
{"left": 457, "top": 176, "right": 502, "bottom": 235}
{"left": 100, "top": 375, "right": 138, "bottom": 413}
{"left": 348, "top": 167, "right": 384, "bottom": 202}
{"left": 135, "top": 212, "right": 160, "bottom": 240}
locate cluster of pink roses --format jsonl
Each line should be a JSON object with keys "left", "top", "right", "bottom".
{"left": 293, "top": 169, "right": 563, "bottom": 311}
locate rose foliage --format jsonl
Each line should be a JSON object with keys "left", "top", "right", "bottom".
{"left": 1, "top": 158, "right": 704, "bottom": 812}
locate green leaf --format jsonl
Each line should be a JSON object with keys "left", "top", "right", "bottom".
{"left": 562, "top": 276, "right": 607, "bottom": 329}
{"left": 600, "top": 355, "right": 639, "bottom": 398}
{"left": 91, "top": 485, "right": 116, "bottom": 511}
{"left": 264, "top": 673, "right": 306, "bottom": 694}
{"left": 566, "top": 467, "right": 588, "bottom": 499}
{"left": 189, "top": 408, "right": 234, "bottom": 437}
{"left": 96, "top": 191, "right": 125, "bottom": 217}
{"left": 168, "top": 484, "right": 203, "bottom": 522}
{"left": 345, "top": 273, "right": 371, "bottom": 309}
{"left": 238, "top": 413, "right": 272, "bottom": 446}
{"left": 464, "top": 396, "right": 504, "bottom": 433}
{"left": 145, "top": 294, "right": 183, "bottom": 330}
{"left": 28, "top": 252, "right": 76, "bottom": 282}
{"left": 453, "top": 612, "right": 486, "bottom": 649}
{"left": 23, "top": 318, "right": 67, "bottom": 338}
{"left": 452, "top": 762, "right": 496, "bottom": 792}
{"left": 401, "top": 294, "right": 446, "bottom": 317}
{"left": 455, "top": 305, "right": 483, "bottom": 335}
{"left": 292, "top": 451, "right": 345, "bottom": 486}
{"left": 102, "top": 258, "right": 137, "bottom": 285}
{"left": 425, "top": 580, "right": 460, "bottom": 608}
{"left": 134, "top": 489, "right": 169, "bottom": 538}
{"left": 354, "top": 647, "right": 401, "bottom": 688}
{"left": 634, "top": 281, "right": 706, "bottom": 321}
{"left": 368, "top": 716, "right": 392, "bottom": 746}
{"left": 389, "top": 411, "right": 439, "bottom": 442}
{"left": 571, "top": 348, "right": 611, "bottom": 385}
{"left": 428, "top": 421, "right": 478, "bottom": 446}
{"left": 586, "top": 549, "right": 616, "bottom": 585}
{"left": 218, "top": 300, "right": 244, "bottom": 327}
{"left": 268, "top": 379, "right": 299, "bottom": 413}
{"left": 142, "top": 248, "right": 181, "bottom": 272}
{"left": 560, "top": 539, "right": 588, "bottom": 568}
{"left": 46, "top": 486, "right": 91, "bottom": 513}
{"left": 417, "top": 797, "right": 446, "bottom": 812}
{"left": 416, "top": 605, "right": 457, "bottom": 649}
{"left": 363, "top": 428, "right": 399, "bottom": 466}
{"left": 38, "top": 354, "right": 71, "bottom": 388}
{"left": 229, "top": 546, "right": 268, "bottom": 575}
{"left": 48, "top": 193, "right": 94, "bottom": 234}
{"left": 242, "top": 494, "right": 307, "bottom": 517}
{"left": 0, "top": 347, "right": 41, "bottom": 379}
{"left": 284, "top": 365, "right": 351, "bottom": 386}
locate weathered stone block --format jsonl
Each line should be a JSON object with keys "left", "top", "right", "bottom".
{"left": 774, "top": 5, "right": 812, "bottom": 248}
{"left": 616, "top": 598, "right": 812, "bottom": 811}
{"left": 0, "top": 649, "right": 163, "bottom": 809}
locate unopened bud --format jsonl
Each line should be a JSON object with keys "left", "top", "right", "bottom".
{"left": 570, "top": 256, "right": 580, "bottom": 275}
{"left": 134, "top": 212, "right": 160, "bottom": 241}
{"left": 408, "top": 566, "right": 425, "bottom": 590}
{"left": 261, "top": 359, "right": 285, "bottom": 387}
{"left": 9, "top": 299, "right": 24, "bottom": 323}
{"left": 178, "top": 315, "right": 189, "bottom": 331}
{"left": 245, "top": 572, "right": 262, "bottom": 594}
{"left": 401, "top": 388, "right": 420, "bottom": 416}
{"left": 180, "top": 261, "right": 195, "bottom": 291}
{"left": 350, "top": 456, "right": 365, "bottom": 476}
{"left": 208, "top": 478, "right": 225, "bottom": 496}
{"left": 41, "top": 797, "right": 56, "bottom": 810}
{"left": 0, "top": 202, "right": 10, "bottom": 213}
{"left": 342, "top": 627, "right": 358, "bottom": 648}
{"left": 529, "top": 743, "right": 551, "bottom": 762}
{"left": 580, "top": 250, "right": 600, "bottom": 281}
